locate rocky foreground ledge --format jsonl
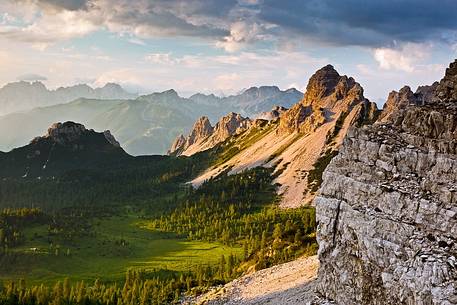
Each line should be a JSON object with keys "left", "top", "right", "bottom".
{"left": 316, "top": 87, "right": 457, "bottom": 303}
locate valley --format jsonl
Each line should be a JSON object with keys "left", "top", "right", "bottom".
{"left": 2, "top": 214, "right": 241, "bottom": 285}
{"left": 0, "top": 120, "right": 317, "bottom": 304}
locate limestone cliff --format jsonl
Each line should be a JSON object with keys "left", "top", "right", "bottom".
{"left": 315, "top": 60, "right": 457, "bottom": 305}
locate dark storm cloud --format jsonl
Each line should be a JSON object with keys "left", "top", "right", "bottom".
{"left": 35, "top": 0, "right": 90, "bottom": 11}
{"left": 257, "top": 0, "right": 457, "bottom": 46}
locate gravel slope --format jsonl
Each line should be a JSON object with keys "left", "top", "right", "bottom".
{"left": 190, "top": 255, "right": 319, "bottom": 305}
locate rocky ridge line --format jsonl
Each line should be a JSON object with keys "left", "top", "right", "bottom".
{"left": 169, "top": 112, "right": 252, "bottom": 156}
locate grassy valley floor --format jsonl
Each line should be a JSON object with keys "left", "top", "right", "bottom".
{"left": 0, "top": 214, "right": 241, "bottom": 285}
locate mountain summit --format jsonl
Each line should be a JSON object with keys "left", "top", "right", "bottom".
{"left": 0, "top": 121, "right": 128, "bottom": 178}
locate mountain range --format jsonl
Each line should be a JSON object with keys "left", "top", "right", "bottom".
{"left": 172, "top": 65, "right": 378, "bottom": 207}
{"left": 1, "top": 61, "right": 456, "bottom": 305}
{"left": 0, "top": 81, "right": 136, "bottom": 115}
{"left": 0, "top": 85, "right": 302, "bottom": 155}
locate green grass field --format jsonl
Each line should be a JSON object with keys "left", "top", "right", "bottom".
{"left": 0, "top": 215, "right": 241, "bottom": 285}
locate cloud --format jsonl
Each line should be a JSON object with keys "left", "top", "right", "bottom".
{"left": 216, "top": 21, "right": 266, "bottom": 52}
{"left": 2, "top": 0, "right": 457, "bottom": 50}
{"left": 373, "top": 43, "right": 430, "bottom": 72}
{"left": 144, "top": 53, "right": 177, "bottom": 65}
{"left": 257, "top": 0, "right": 457, "bottom": 47}
{"left": 0, "top": 9, "right": 98, "bottom": 45}
{"left": 33, "top": 0, "right": 90, "bottom": 11}
{"left": 17, "top": 73, "right": 48, "bottom": 81}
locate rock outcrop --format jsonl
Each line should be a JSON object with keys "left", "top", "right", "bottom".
{"left": 256, "top": 106, "right": 288, "bottom": 121}
{"left": 314, "top": 60, "right": 457, "bottom": 305}
{"left": 436, "top": 60, "right": 457, "bottom": 102}
{"left": 32, "top": 121, "right": 121, "bottom": 148}
{"left": 44, "top": 122, "right": 88, "bottom": 145}
{"left": 279, "top": 65, "right": 376, "bottom": 134}
{"left": 169, "top": 113, "right": 252, "bottom": 156}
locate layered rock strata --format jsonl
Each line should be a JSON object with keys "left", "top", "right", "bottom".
{"left": 315, "top": 61, "right": 457, "bottom": 305}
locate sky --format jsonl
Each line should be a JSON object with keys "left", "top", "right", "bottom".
{"left": 0, "top": 0, "right": 457, "bottom": 104}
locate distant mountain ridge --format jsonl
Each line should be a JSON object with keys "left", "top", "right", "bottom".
{"left": 0, "top": 81, "right": 136, "bottom": 115}
{"left": 0, "top": 86, "right": 303, "bottom": 155}
{"left": 189, "top": 86, "right": 302, "bottom": 116}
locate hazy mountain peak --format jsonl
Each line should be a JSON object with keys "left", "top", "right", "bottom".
{"left": 242, "top": 86, "right": 281, "bottom": 96}
{"left": 161, "top": 89, "right": 179, "bottom": 97}
{"left": 102, "top": 82, "right": 123, "bottom": 89}
{"left": 0, "top": 81, "right": 136, "bottom": 115}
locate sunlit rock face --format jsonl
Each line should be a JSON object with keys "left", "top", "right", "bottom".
{"left": 279, "top": 65, "right": 376, "bottom": 135}
{"left": 168, "top": 113, "right": 252, "bottom": 156}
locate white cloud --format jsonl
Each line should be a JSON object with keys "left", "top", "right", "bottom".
{"left": 93, "top": 69, "right": 144, "bottom": 89}
{"left": 0, "top": 9, "right": 98, "bottom": 47}
{"left": 373, "top": 43, "right": 430, "bottom": 73}
{"left": 216, "top": 21, "right": 264, "bottom": 52}
{"left": 144, "top": 53, "right": 177, "bottom": 65}
{"left": 128, "top": 37, "right": 146, "bottom": 46}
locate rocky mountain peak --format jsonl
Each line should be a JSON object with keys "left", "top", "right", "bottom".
{"left": 377, "top": 86, "right": 419, "bottom": 123}
{"left": 169, "top": 116, "right": 214, "bottom": 155}
{"left": 169, "top": 112, "right": 252, "bottom": 156}
{"left": 32, "top": 121, "right": 121, "bottom": 149}
{"left": 212, "top": 112, "right": 251, "bottom": 142}
{"left": 279, "top": 65, "right": 373, "bottom": 134}
{"left": 189, "top": 116, "right": 214, "bottom": 141}
{"left": 303, "top": 64, "right": 341, "bottom": 105}
{"left": 44, "top": 122, "right": 88, "bottom": 145}
{"left": 435, "top": 59, "right": 457, "bottom": 102}
{"left": 168, "top": 134, "right": 186, "bottom": 155}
